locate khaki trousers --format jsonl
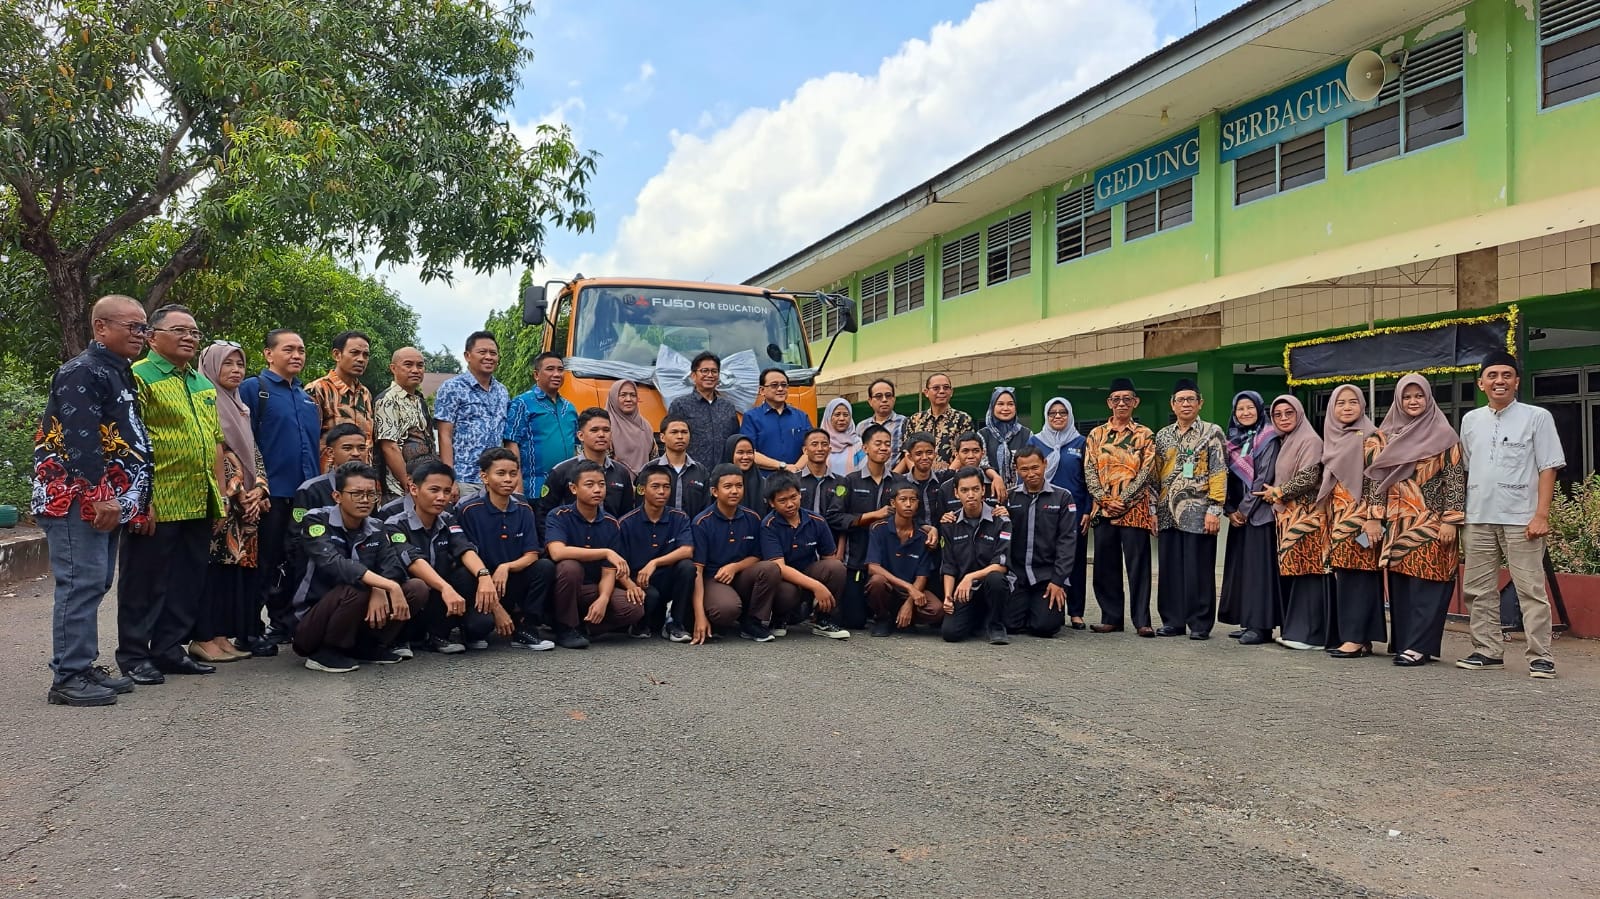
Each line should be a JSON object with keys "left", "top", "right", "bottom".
{"left": 1462, "top": 524, "right": 1553, "bottom": 664}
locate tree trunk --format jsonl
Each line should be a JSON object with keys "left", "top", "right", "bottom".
{"left": 45, "top": 259, "right": 92, "bottom": 360}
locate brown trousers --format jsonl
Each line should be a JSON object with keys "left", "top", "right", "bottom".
{"left": 702, "top": 560, "right": 778, "bottom": 627}
{"left": 864, "top": 573, "right": 945, "bottom": 626}
{"left": 551, "top": 560, "right": 645, "bottom": 634}
{"left": 293, "top": 579, "right": 428, "bottom": 657}
{"left": 773, "top": 558, "right": 848, "bottom": 623}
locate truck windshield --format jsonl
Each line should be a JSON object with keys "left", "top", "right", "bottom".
{"left": 571, "top": 285, "right": 812, "bottom": 377}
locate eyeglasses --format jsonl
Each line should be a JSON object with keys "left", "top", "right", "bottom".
{"left": 1271, "top": 410, "right": 1297, "bottom": 420}
{"left": 1047, "top": 409, "right": 1069, "bottom": 417}
{"left": 694, "top": 367, "right": 720, "bottom": 375}
{"left": 155, "top": 327, "right": 204, "bottom": 339}
{"left": 340, "top": 490, "right": 380, "bottom": 501}
{"left": 211, "top": 339, "right": 243, "bottom": 349}
{"left": 928, "top": 385, "right": 953, "bottom": 392}
{"left": 1172, "top": 396, "right": 1199, "bottom": 405}
{"left": 765, "top": 381, "right": 789, "bottom": 389}
{"left": 869, "top": 392, "right": 894, "bottom": 400}
{"left": 1108, "top": 395, "right": 1136, "bottom": 405}
{"left": 97, "top": 318, "right": 153, "bottom": 337}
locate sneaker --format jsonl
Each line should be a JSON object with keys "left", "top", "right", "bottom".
{"left": 304, "top": 651, "right": 360, "bottom": 674}
{"left": 555, "top": 628, "right": 590, "bottom": 650}
{"left": 811, "top": 621, "right": 851, "bottom": 639}
{"left": 86, "top": 665, "right": 135, "bottom": 694}
{"left": 391, "top": 645, "right": 415, "bottom": 660}
{"left": 353, "top": 648, "right": 405, "bottom": 665}
{"left": 987, "top": 625, "right": 1010, "bottom": 645}
{"left": 870, "top": 619, "right": 894, "bottom": 637}
{"left": 770, "top": 623, "right": 788, "bottom": 638}
{"left": 662, "top": 623, "right": 692, "bottom": 644}
{"left": 628, "top": 622, "right": 653, "bottom": 639}
{"left": 1455, "top": 652, "right": 1504, "bottom": 670}
{"left": 464, "top": 639, "right": 490, "bottom": 651}
{"left": 511, "top": 630, "right": 556, "bottom": 651}
{"left": 738, "top": 619, "right": 775, "bottom": 643}
{"left": 46, "top": 672, "right": 119, "bottom": 706}
{"left": 1529, "top": 659, "right": 1556, "bottom": 679}
{"left": 428, "top": 635, "right": 466, "bottom": 654}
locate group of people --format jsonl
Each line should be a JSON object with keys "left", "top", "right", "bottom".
{"left": 32, "top": 295, "right": 1567, "bottom": 707}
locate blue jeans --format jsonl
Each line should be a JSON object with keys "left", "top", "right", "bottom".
{"left": 39, "top": 502, "right": 121, "bottom": 684}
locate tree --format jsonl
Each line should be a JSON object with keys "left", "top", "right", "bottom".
{"left": 422, "top": 346, "right": 461, "bottom": 374}
{"left": 0, "top": 0, "right": 596, "bottom": 358}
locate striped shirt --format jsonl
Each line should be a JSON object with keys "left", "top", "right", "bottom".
{"left": 132, "top": 354, "right": 223, "bottom": 522}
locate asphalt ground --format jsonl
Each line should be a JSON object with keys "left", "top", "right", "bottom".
{"left": 2, "top": 573, "right": 1598, "bottom": 899}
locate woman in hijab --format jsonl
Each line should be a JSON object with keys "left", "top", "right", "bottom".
{"left": 1029, "top": 396, "right": 1089, "bottom": 628}
{"left": 722, "top": 433, "right": 766, "bottom": 513}
{"left": 1366, "top": 374, "right": 1466, "bottom": 667}
{"left": 979, "top": 386, "right": 1032, "bottom": 488}
{"left": 1318, "top": 384, "right": 1387, "bottom": 659}
{"left": 1255, "top": 395, "right": 1331, "bottom": 650}
{"left": 195, "top": 341, "right": 270, "bottom": 663}
{"left": 822, "top": 398, "right": 863, "bottom": 476}
{"left": 1218, "top": 391, "right": 1282, "bottom": 645}
{"left": 606, "top": 379, "right": 654, "bottom": 474}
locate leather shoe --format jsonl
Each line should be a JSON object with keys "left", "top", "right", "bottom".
{"left": 1155, "top": 625, "right": 1184, "bottom": 637}
{"left": 155, "top": 655, "right": 215, "bottom": 675}
{"left": 1227, "top": 628, "right": 1245, "bottom": 639}
{"left": 1136, "top": 626, "right": 1156, "bottom": 637}
{"left": 1237, "top": 629, "right": 1270, "bottom": 645}
{"left": 1069, "top": 619, "right": 1086, "bottom": 630}
{"left": 1188, "top": 631, "right": 1211, "bottom": 640}
{"left": 237, "top": 635, "right": 279, "bottom": 657}
{"left": 1329, "top": 646, "right": 1371, "bottom": 659}
{"left": 1090, "top": 623, "right": 1122, "bottom": 633}
{"left": 127, "top": 662, "right": 165, "bottom": 685}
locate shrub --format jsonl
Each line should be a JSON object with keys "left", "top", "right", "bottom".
{"left": 0, "top": 368, "right": 46, "bottom": 513}
{"left": 1548, "top": 473, "right": 1600, "bottom": 576}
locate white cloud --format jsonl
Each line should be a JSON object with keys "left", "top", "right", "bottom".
{"left": 623, "top": 61, "right": 656, "bottom": 99}
{"left": 561, "top": 0, "right": 1160, "bottom": 284}
{"left": 513, "top": 96, "right": 586, "bottom": 148}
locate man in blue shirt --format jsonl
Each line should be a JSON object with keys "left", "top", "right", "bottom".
{"left": 240, "top": 328, "right": 323, "bottom": 652}
{"left": 865, "top": 481, "right": 943, "bottom": 636}
{"left": 435, "top": 331, "right": 511, "bottom": 495}
{"left": 761, "top": 472, "right": 849, "bottom": 639}
{"left": 453, "top": 448, "right": 555, "bottom": 650}
{"left": 544, "top": 461, "right": 643, "bottom": 648}
{"left": 616, "top": 465, "right": 697, "bottom": 643}
{"left": 691, "top": 464, "right": 778, "bottom": 644}
{"left": 740, "top": 367, "right": 813, "bottom": 473}
{"left": 502, "top": 351, "right": 578, "bottom": 501}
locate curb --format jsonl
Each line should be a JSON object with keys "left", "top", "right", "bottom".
{"left": 0, "top": 525, "right": 49, "bottom": 587}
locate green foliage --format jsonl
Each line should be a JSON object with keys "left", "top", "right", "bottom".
{"left": 422, "top": 346, "right": 461, "bottom": 374}
{"left": 1549, "top": 474, "right": 1600, "bottom": 575}
{"left": 0, "top": 364, "right": 46, "bottom": 509}
{"left": 485, "top": 303, "right": 543, "bottom": 397}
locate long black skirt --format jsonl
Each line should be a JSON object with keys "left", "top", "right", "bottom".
{"left": 1389, "top": 573, "right": 1453, "bottom": 658}
{"left": 1279, "top": 574, "right": 1333, "bottom": 647}
{"left": 198, "top": 562, "right": 261, "bottom": 641}
{"left": 1332, "top": 568, "right": 1386, "bottom": 645}
{"left": 1219, "top": 522, "right": 1280, "bottom": 631}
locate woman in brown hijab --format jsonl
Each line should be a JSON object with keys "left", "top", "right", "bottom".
{"left": 1255, "top": 395, "right": 1330, "bottom": 650}
{"left": 1366, "top": 374, "right": 1466, "bottom": 667}
{"left": 197, "top": 341, "right": 270, "bottom": 662}
{"left": 1319, "top": 384, "right": 1387, "bottom": 658}
{"left": 606, "top": 379, "right": 655, "bottom": 474}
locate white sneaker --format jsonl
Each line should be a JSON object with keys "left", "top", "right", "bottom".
{"left": 429, "top": 635, "right": 466, "bottom": 654}
{"left": 770, "top": 624, "right": 788, "bottom": 638}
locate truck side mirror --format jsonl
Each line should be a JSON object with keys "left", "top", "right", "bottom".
{"left": 522, "top": 285, "right": 547, "bottom": 326}
{"left": 832, "top": 295, "right": 859, "bottom": 334}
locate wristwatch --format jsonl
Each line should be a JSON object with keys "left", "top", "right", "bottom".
{"left": 476, "top": 568, "right": 491, "bottom": 578}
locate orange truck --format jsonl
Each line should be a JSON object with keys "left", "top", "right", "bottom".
{"left": 521, "top": 276, "right": 857, "bottom": 426}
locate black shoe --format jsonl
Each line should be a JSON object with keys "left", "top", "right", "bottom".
{"left": 987, "top": 625, "right": 1009, "bottom": 645}
{"left": 1529, "top": 659, "right": 1557, "bottom": 679}
{"left": 870, "top": 619, "right": 894, "bottom": 637}
{"left": 555, "top": 628, "right": 590, "bottom": 650}
{"left": 155, "top": 656, "right": 215, "bottom": 675}
{"left": 303, "top": 651, "right": 360, "bottom": 673}
{"left": 1155, "top": 625, "right": 1184, "bottom": 637}
{"left": 351, "top": 647, "right": 405, "bottom": 665}
{"left": 738, "top": 619, "right": 775, "bottom": 643}
{"left": 126, "top": 662, "right": 165, "bottom": 685}
{"left": 1328, "top": 646, "right": 1371, "bottom": 658}
{"left": 86, "top": 665, "right": 135, "bottom": 694}
{"left": 1227, "top": 628, "right": 1245, "bottom": 639}
{"left": 1237, "top": 629, "right": 1270, "bottom": 645}
{"left": 47, "top": 672, "right": 118, "bottom": 706}
{"left": 1455, "top": 652, "right": 1504, "bottom": 671}
{"left": 262, "top": 626, "right": 292, "bottom": 645}
{"left": 1069, "top": 619, "right": 1086, "bottom": 630}
{"left": 238, "top": 635, "right": 279, "bottom": 657}
{"left": 1394, "top": 650, "right": 1430, "bottom": 667}
{"left": 1188, "top": 631, "right": 1211, "bottom": 641}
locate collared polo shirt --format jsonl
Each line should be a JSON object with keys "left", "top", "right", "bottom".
{"left": 667, "top": 391, "right": 742, "bottom": 470}
{"left": 617, "top": 506, "right": 694, "bottom": 574}
{"left": 305, "top": 370, "right": 374, "bottom": 443}
{"left": 865, "top": 520, "right": 934, "bottom": 583}
{"left": 501, "top": 384, "right": 577, "bottom": 497}
{"left": 132, "top": 353, "right": 223, "bottom": 522}
{"left": 545, "top": 503, "right": 620, "bottom": 582}
{"left": 692, "top": 504, "right": 763, "bottom": 578}
{"left": 434, "top": 373, "right": 510, "bottom": 485}
{"left": 455, "top": 493, "right": 542, "bottom": 569}
{"left": 242, "top": 369, "right": 322, "bottom": 498}
{"left": 1461, "top": 400, "right": 1566, "bottom": 526}
{"left": 761, "top": 509, "right": 836, "bottom": 569}
{"left": 740, "top": 402, "right": 814, "bottom": 466}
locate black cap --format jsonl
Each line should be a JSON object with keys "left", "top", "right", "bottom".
{"left": 1109, "top": 377, "right": 1138, "bottom": 395}
{"left": 1172, "top": 378, "right": 1199, "bottom": 397}
{"left": 1478, "top": 350, "right": 1519, "bottom": 376}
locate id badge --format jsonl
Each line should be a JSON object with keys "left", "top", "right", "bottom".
{"left": 1181, "top": 461, "right": 1194, "bottom": 479}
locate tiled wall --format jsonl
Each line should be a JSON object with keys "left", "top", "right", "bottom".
{"left": 1498, "top": 227, "right": 1599, "bottom": 301}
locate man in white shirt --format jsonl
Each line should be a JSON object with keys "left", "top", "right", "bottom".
{"left": 1455, "top": 351, "right": 1565, "bottom": 679}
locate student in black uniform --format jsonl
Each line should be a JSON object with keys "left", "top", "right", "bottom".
{"left": 284, "top": 423, "right": 370, "bottom": 571}
{"left": 453, "top": 448, "right": 555, "bottom": 651}
{"left": 901, "top": 432, "right": 944, "bottom": 533}
{"left": 544, "top": 460, "right": 645, "bottom": 648}
{"left": 616, "top": 464, "right": 697, "bottom": 643}
{"left": 864, "top": 480, "right": 944, "bottom": 636}
{"left": 646, "top": 414, "right": 710, "bottom": 515}
{"left": 795, "top": 428, "right": 845, "bottom": 520}
{"left": 691, "top": 463, "right": 779, "bottom": 644}
{"left": 290, "top": 462, "right": 427, "bottom": 672}
{"left": 934, "top": 432, "right": 991, "bottom": 521}
{"left": 761, "top": 472, "right": 850, "bottom": 639}
{"left": 1005, "top": 446, "right": 1079, "bottom": 638}
{"left": 539, "top": 408, "right": 637, "bottom": 520}
{"left": 385, "top": 459, "right": 507, "bottom": 654}
{"left": 836, "top": 424, "right": 896, "bottom": 630}
{"left": 939, "top": 467, "right": 1013, "bottom": 645}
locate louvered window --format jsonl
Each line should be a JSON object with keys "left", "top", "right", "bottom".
{"left": 1234, "top": 130, "right": 1326, "bottom": 205}
{"left": 892, "top": 256, "right": 925, "bottom": 314}
{"left": 1125, "top": 179, "right": 1193, "bottom": 241}
{"left": 800, "top": 291, "right": 842, "bottom": 343}
{"left": 941, "top": 232, "right": 981, "bottom": 298}
{"left": 1055, "top": 186, "right": 1112, "bottom": 263}
{"left": 1542, "top": 0, "right": 1600, "bottom": 107}
{"left": 860, "top": 270, "right": 890, "bottom": 326}
{"left": 985, "top": 212, "right": 1032, "bottom": 285}
{"left": 1348, "top": 31, "right": 1465, "bottom": 170}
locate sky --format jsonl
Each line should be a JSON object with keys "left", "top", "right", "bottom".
{"left": 376, "top": 0, "right": 1245, "bottom": 358}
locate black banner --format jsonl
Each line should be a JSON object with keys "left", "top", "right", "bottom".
{"left": 1285, "top": 308, "right": 1517, "bottom": 386}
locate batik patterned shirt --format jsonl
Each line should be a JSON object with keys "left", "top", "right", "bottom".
{"left": 373, "top": 382, "right": 436, "bottom": 496}
{"left": 31, "top": 343, "right": 153, "bottom": 523}
{"left": 433, "top": 374, "right": 510, "bottom": 485}
{"left": 1153, "top": 420, "right": 1227, "bottom": 533}
{"left": 305, "top": 371, "right": 374, "bottom": 443}
{"left": 1083, "top": 421, "right": 1156, "bottom": 532}
{"left": 904, "top": 408, "right": 974, "bottom": 464}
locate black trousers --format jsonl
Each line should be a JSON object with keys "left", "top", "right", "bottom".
{"left": 1092, "top": 523, "right": 1151, "bottom": 629}
{"left": 254, "top": 501, "right": 296, "bottom": 636}
{"left": 1389, "top": 573, "right": 1453, "bottom": 658}
{"left": 1333, "top": 568, "right": 1386, "bottom": 645}
{"left": 1007, "top": 582, "right": 1067, "bottom": 637}
{"left": 116, "top": 517, "right": 211, "bottom": 668}
{"left": 839, "top": 568, "right": 871, "bottom": 630}
{"left": 1156, "top": 529, "right": 1217, "bottom": 635}
{"left": 423, "top": 567, "right": 496, "bottom": 643}
{"left": 501, "top": 558, "right": 556, "bottom": 628}
{"left": 641, "top": 559, "right": 698, "bottom": 630}
{"left": 941, "top": 571, "right": 1010, "bottom": 642}
{"left": 1066, "top": 513, "right": 1089, "bottom": 618}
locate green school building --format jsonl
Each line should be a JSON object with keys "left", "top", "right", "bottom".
{"left": 755, "top": 0, "right": 1600, "bottom": 487}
